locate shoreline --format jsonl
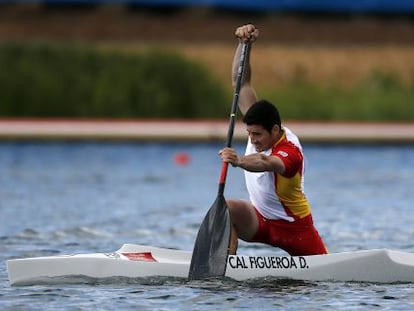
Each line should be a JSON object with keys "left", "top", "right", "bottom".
{"left": 0, "top": 119, "right": 413, "bottom": 144}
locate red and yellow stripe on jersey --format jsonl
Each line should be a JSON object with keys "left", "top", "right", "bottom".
{"left": 244, "top": 127, "right": 311, "bottom": 222}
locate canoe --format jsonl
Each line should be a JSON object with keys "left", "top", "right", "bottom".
{"left": 7, "top": 244, "right": 414, "bottom": 285}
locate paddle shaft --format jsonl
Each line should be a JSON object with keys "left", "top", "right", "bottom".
{"left": 188, "top": 41, "right": 251, "bottom": 280}
{"left": 218, "top": 41, "right": 251, "bottom": 195}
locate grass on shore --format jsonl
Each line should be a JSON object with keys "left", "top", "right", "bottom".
{"left": 177, "top": 43, "right": 414, "bottom": 121}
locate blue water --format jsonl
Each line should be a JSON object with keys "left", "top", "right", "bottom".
{"left": 1, "top": 142, "right": 414, "bottom": 310}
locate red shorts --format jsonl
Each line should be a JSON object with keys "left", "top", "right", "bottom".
{"left": 251, "top": 209, "right": 328, "bottom": 256}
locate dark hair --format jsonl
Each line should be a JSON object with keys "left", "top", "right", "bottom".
{"left": 242, "top": 100, "right": 282, "bottom": 133}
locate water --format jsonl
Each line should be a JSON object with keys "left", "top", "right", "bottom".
{"left": 1, "top": 142, "right": 414, "bottom": 310}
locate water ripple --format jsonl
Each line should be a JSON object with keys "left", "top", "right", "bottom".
{"left": 1, "top": 143, "right": 414, "bottom": 310}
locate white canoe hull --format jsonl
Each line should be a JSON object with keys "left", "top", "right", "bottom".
{"left": 7, "top": 244, "right": 414, "bottom": 285}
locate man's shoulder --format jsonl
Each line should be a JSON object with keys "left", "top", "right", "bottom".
{"left": 272, "top": 129, "right": 303, "bottom": 158}
{"left": 274, "top": 138, "right": 301, "bottom": 154}
{"left": 283, "top": 126, "right": 303, "bottom": 151}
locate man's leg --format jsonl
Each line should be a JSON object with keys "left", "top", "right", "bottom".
{"left": 228, "top": 226, "right": 238, "bottom": 255}
{"left": 226, "top": 199, "right": 259, "bottom": 254}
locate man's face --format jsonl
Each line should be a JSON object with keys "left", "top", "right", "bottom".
{"left": 246, "top": 124, "right": 278, "bottom": 152}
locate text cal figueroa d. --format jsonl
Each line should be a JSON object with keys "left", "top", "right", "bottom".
{"left": 228, "top": 256, "right": 309, "bottom": 269}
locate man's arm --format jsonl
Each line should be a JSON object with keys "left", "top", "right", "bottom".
{"left": 232, "top": 24, "right": 259, "bottom": 116}
{"left": 219, "top": 147, "right": 286, "bottom": 174}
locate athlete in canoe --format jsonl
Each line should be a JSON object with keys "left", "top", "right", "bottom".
{"left": 219, "top": 24, "right": 328, "bottom": 256}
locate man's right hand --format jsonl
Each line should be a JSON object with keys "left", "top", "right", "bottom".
{"left": 235, "top": 24, "right": 259, "bottom": 42}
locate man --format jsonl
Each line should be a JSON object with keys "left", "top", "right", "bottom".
{"left": 219, "top": 24, "right": 328, "bottom": 256}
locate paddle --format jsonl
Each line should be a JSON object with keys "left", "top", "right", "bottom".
{"left": 188, "top": 41, "right": 251, "bottom": 280}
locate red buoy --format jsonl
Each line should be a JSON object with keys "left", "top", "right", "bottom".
{"left": 174, "top": 152, "right": 190, "bottom": 165}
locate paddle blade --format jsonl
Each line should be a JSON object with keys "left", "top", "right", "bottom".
{"left": 188, "top": 194, "right": 231, "bottom": 280}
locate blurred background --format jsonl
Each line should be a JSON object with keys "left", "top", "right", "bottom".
{"left": 0, "top": 0, "right": 413, "bottom": 121}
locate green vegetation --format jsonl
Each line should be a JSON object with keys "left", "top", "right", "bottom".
{"left": 260, "top": 69, "right": 413, "bottom": 122}
{"left": 0, "top": 41, "right": 228, "bottom": 119}
{"left": 0, "top": 41, "right": 412, "bottom": 121}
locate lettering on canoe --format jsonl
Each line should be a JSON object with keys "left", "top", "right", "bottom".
{"left": 228, "top": 256, "right": 309, "bottom": 269}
